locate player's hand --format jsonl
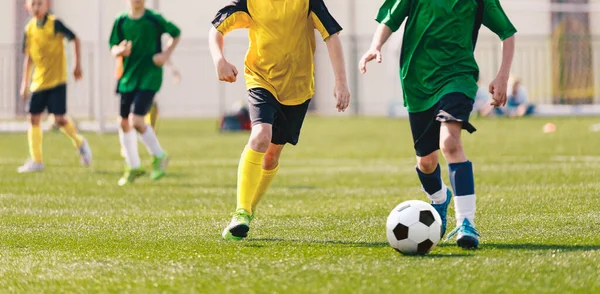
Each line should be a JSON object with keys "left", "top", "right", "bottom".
{"left": 216, "top": 59, "right": 238, "bottom": 83}
{"left": 153, "top": 53, "right": 170, "bottom": 67}
{"left": 359, "top": 49, "right": 382, "bottom": 74}
{"left": 20, "top": 84, "right": 29, "bottom": 100}
{"left": 73, "top": 64, "right": 83, "bottom": 81}
{"left": 116, "top": 40, "right": 132, "bottom": 57}
{"left": 334, "top": 82, "right": 351, "bottom": 112}
{"left": 171, "top": 67, "right": 182, "bottom": 84}
{"left": 489, "top": 75, "right": 509, "bottom": 108}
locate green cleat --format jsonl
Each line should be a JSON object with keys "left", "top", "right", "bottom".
{"left": 222, "top": 209, "right": 254, "bottom": 241}
{"left": 118, "top": 167, "right": 146, "bottom": 186}
{"left": 151, "top": 153, "right": 169, "bottom": 181}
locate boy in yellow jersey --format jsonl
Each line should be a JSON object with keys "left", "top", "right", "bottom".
{"left": 210, "top": 0, "right": 351, "bottom": 240}
{"left": 18, "top": 0, "right": 92, "bottom": 173}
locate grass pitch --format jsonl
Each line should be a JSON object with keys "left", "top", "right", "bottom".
{"left": 0, "top": 116, "right": 599, "bottom": 293}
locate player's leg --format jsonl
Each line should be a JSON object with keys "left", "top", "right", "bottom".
{"left": 223, "top": 88, "right": 276, "bottom": 240}
{"left": 18, "top": 91, "right": 46, "bottom": 173}
{"left": 118, "top": 92, "right": 144, "bottom": 186}
{"left": 132, "top": 91, "right": 167, "bottom": 180}
{"left": 437, "top": 93, "right": 479, "bottom": 249}
{"left": 410, "top": 107, "right": 452, "bottom": 237}
{"left": 251, "top": 98, "right": 311, "bottom": 213}
{"left": 251, "top": 143, "right": 283, "bottom": 213}
{"left": 49, "top": 85, "right": 92, "bottom": 166}
{"left": 147, "top": 101, "right": 159, "bottom": 130}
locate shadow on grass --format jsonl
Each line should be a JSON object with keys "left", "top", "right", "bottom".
{"left": 482, "top": 243, "right": 600, "bottom": 252}
{"left": 249, "top": 237, "right": 388, "bottom": 248}
{"left": 248, "top": 238, "right": 472, "bottom": 257}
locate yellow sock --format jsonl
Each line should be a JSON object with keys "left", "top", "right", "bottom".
{"left": 60, "top": 119, "right": 83, "bottom": 148}
{"left": 236, "top": 147, "right": 266, "bottom": 214}
{"left": 251, "top": 165, "right": 279, "bottom": 213}
{"left": 145, "top": 103, "right": 158, "bottom": 130}
{"left": 28, "top": 125, "right": 43, "bottom": 163}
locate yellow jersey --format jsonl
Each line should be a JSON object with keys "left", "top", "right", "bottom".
{"left": 23, "top": 14, "right": 76, "bottom": 92}
{"left": 212, "top": 0, "right": 342, "bottom": 106}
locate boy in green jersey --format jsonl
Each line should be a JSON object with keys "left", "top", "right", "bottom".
{"left": 109, "top": 0, "right": 181, "bottom": 186}
{"left": 360, "top": 0, "right": 517, "bottom": 249}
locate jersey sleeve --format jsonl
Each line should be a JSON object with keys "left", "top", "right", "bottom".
{"left": 109, "top": 18, "right": 123, "bottom": 48}
{"left": 211, "top": 0, "right": 252, "bottom": 35}
{"left": 22, "top": 32, "right": 28, "bottom": 54}
{"left": 309, "top": 0, "right": 343, "bottom": 41}
{"left": 376, "top": 0, "right": 410, "bottom": 32}
{"left": 54, "top": 19, "right": 77, "bottom": 41}
{"left": 153, "top": 13, "right": 182, "bottom": 38}
{"left": 482, "top": 0, "right": 517, "bottom": 40}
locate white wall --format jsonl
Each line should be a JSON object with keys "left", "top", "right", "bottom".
{"left": 1, "top": 0, "right": 599, "bottom": 119}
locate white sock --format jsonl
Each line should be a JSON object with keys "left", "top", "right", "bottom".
{"left": 454, "top": 194, "right": 476, "bottom": 226}
{"left": 119, "top": 129, "right": 141, "bottom": 169}
{"left": 138, "top": 126, "right": 165, "bottom": 157}
{"left": 427, "top": 184, "right": 448, "bottom": 204}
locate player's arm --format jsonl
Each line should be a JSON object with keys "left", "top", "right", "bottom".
{"left": 483, "top": 0, "right": 517, "bottom": 107}
{"left": 360, "top": 0, "right": 409, "bottom": 74}
{"left": 309, "top": 0, "right": 349, "bottom": 112}
{"left": 20, "top": 32, "right": 32, "bottom": 99}
{"left": 55, "top": 19, "right": 83, "bottom": 80}
{"left": 153, "top": 14, "right": 182, "bottom": 67}
{"left": 209, "top": 0, "right": 252, "bottom": 83}
{"left": 109, "top": 19, "right": 131, "bottom": 58}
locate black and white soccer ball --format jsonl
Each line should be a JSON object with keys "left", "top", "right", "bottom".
{"left": 386, "top": 200, "right": 442, "bottom": 255}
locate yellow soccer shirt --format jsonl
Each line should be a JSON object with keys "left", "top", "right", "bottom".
{"left": 23, "top": 14, "right": 76, "bottom": 93}
{"left": 212, "top": 0, "right": 342, "bottom": 106}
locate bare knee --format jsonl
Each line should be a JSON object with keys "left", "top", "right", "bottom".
{"left": 417, "top": 153, "right": 439, "bottom": 173}
{"left": 29, "top": 114, "right": 42, "bottom": 126}
{"left": 119, "top": 117, "right": 132, "bottom": 132}
{"left": 53, "top": 115, "right": 68, "bottom": 127}
{"left": 131, "top": 115, "right": 147, "bottom": 133}
{"left": 248, "top": 125, "right": 272, "bottom": 152}
{"left": 440, "top": 135, "right": 463, "bottom": 159}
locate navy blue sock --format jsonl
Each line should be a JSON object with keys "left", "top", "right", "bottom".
{"left": 449, "top": 161, "right": 475, "bottom": 196}
{"left": 416, "top": 164, "right": 442, "bottom": 195}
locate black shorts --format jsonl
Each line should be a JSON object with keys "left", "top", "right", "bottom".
{"left": 409, "top": 92, "right": 476, "bottom": 157}
{"left": 248, "top": 88, "right": 311, "bottom": 146}
{"left": 29, "top": 84, "right": 67, "bottom": 115}
{"left": 120, "top": 90, "right": 156, "bottom": 118}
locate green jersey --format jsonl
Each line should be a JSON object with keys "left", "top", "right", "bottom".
{"left": 376, "top": 0, "right": 516, "bottom": 113}
{"left": 109, "top": 9, "right": 181, "bottom": 93}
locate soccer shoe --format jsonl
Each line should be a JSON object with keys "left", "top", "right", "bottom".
{"left": 431, "top": 188, "right": 453, "bottom": 238}
{"left": 151, "top": 153, "right": 169, "bottom": 181}
{"left": 78, "top": 138, "right": 93, "bottom": 166}
{"left": 17, "top": 159, "right": 44, "bottom": 173}
{"left": 222, "top": 208, "right": 254, "bottom": 241}
{"left": 118, "top": 167, "right": 146, "bottom": 186}
{"left": 446, "top": 218, "right": 480, "bottom": 249}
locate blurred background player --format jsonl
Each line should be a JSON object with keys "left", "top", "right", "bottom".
{"left": 144, "top": 60, "right": 181, "bottom": 130}
{"left": 18, "top": 0, "right": 92, "bottom": 173}
{"left": 110, "top": 0, "right": 181, "bottom": 186}
{"left": 210, "top": 0, "right": 351, "bottom": 241}
{"left": 492, "top": 76, "right": 535, "bottom": 117}
{"left": 360, "top": 0, "right": 516, "bottom": 248}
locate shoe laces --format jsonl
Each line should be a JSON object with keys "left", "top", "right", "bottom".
{"left": 445, "top": 219, "right": 479, "bottom": 241}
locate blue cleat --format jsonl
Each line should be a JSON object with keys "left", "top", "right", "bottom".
{"left": 431, "top": 188, "right": 452, "bottom": 238}
{"left": 446, "top": 218, "right": 480, "bottom": 249}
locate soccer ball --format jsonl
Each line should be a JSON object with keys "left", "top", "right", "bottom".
{"left": 386, "top": 200, "right": 442, "bottom": 255}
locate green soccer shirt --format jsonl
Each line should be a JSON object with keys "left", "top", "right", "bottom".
{"left": 376, "top": 0, "right": 517, "bottom": 113}
{"left": 109, "top": 9, "right": 181, "bottom": 93}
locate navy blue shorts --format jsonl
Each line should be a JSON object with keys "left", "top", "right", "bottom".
{"left": 120, "top": 90, "right": 156, "bottom": 118}
{"left": 29, "top": 84, "right": 67, "bottom": 115}
{"left": 409, "top": 92, "right": 476, "bottom": 157}
{"left": 248, "top": 88, "right": 311, "bottom": 146}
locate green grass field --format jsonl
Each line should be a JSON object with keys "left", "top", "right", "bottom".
{"left": 0, "top": 117, "right": 599, "bottom": 293}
